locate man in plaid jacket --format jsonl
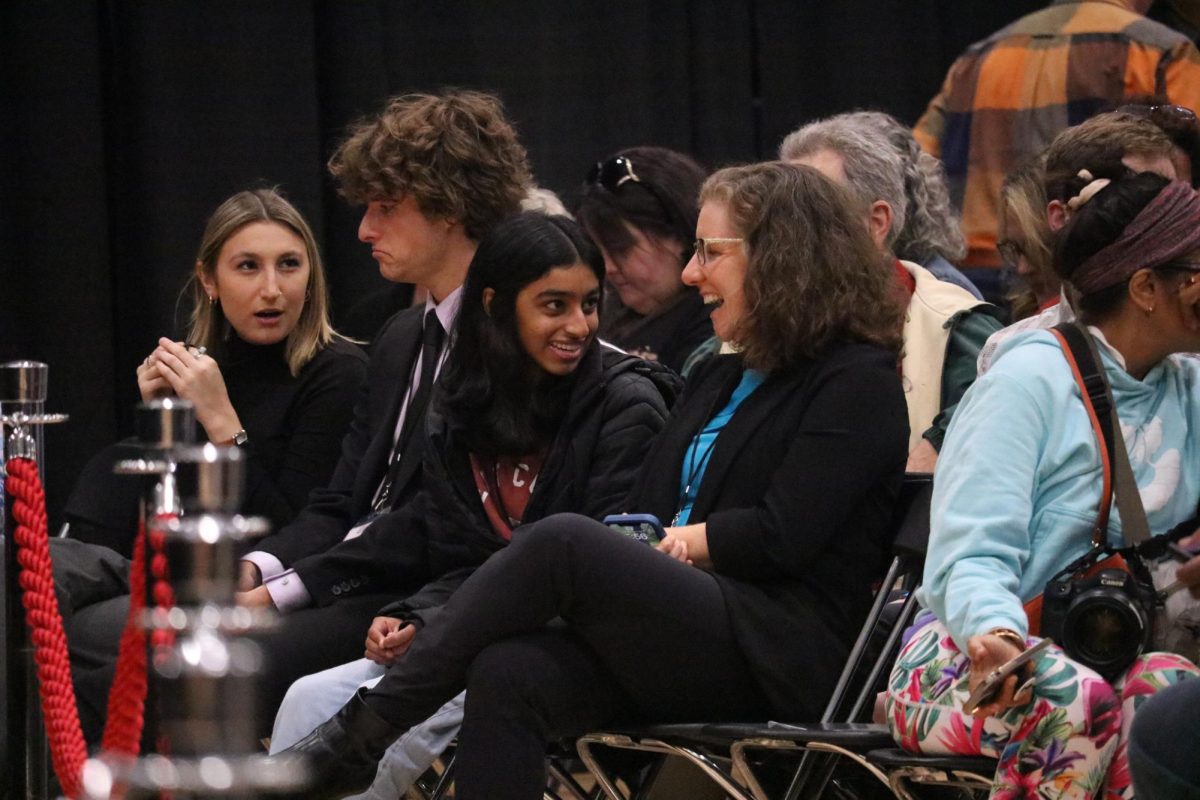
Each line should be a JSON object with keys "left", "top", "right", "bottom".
{"left": 915, "top": 0, "right": 1200, "bottom": 294}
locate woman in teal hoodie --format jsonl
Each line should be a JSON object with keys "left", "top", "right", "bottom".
{"left": 887, "top": 172, "right": 1200, "bottom": 800}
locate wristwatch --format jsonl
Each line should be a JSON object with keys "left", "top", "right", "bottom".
{"left": 230, "top": 429, "right": 249, "bottom": 448}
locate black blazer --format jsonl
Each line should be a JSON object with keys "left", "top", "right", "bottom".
{"left": 629, "top": 343, "right": 908, "bottom": 719}
{"left": 255, "top": 306, "right": 428, "bottom": 567}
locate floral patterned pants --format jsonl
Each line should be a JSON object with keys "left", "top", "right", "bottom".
{"left": 885, "top": 616, "right": 1200, "bottom": 799}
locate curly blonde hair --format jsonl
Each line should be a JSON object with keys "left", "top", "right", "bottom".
{"left": 328, "top": 89, "right": 532, "bottom": 241}
{"left": 700, "top": 163, "right": 904, "bottom": 372}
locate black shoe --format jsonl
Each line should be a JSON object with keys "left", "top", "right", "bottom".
{"left": 279, "top": 687, "right": 400, "bottom": 799}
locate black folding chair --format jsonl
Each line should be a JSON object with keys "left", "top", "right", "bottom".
{"left": 414, "top": 742, "right": 601, "bottom": 800}
{"left": 576, "top": 474, "right": 936, "bottom": 800}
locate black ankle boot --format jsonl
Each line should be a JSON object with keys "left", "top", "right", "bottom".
{"left": 281, "top": 687, "right": 400, "bottom": 799}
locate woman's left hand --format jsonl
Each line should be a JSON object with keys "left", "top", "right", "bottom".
{"left": 148, "top": 338, "right": 242, "bottom": 443}
{"left": 965, "top": 633, "right": 1033, "bottom": 718}
{"left": 661, "top": 523, "right": 711, "bottom": 569}
{"left": 656, "top": 534, "right": 692, "bottom": 565}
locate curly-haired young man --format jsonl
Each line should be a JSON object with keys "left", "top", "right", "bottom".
{"left": 236, "top": 89, "right": 532, "bottom": 736}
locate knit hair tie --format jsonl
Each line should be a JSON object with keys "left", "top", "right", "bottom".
{"left": 1070, "top": 180, "right": 1200, "bottom": 296}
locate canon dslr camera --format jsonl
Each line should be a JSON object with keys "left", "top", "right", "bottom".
{"left": 1041, "top": 562, "right": 1156, "bottom": 680}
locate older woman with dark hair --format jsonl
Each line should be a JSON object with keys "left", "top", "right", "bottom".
{"left": 578, "top": 145, "right": 713, "bottom": 371}
{"left": 887, "top": 172, "right": 1200, "bottom": 799}
{"left": 278, "top": 161, "right": 910, "bottom": 800}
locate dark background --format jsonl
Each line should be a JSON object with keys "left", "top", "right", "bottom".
{"left": 1, "top": 0, "right": 1044, "bottom": 522}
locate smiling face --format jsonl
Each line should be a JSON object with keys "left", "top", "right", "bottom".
{"left": 199, "top": 221, "right": 310, "bottom": 346}
{"left": 681, "top": 200, "right": 749, "bottom": 342}
{"left": 511, "top": 263, "right": 601, "bottom": 376}
{"left": 596, "top": 223, "right": 686, "bottom": 315}
{"left": 358, "top": 195, "right": 456, "bottom": 287}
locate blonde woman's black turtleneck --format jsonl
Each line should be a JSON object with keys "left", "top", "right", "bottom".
{"left": 220, "top": 335, "right": 368, "bottom": 532}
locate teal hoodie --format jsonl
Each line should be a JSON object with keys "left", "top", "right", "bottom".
{"left": 920, "top": 327, "right": 1200, "bottom": 649}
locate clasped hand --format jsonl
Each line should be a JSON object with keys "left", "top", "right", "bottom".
{"left": 365, "top": 616, "right": 416, "bottom": 665}
{"left": 137, "top": 337, "right": 241, "bottom": 443}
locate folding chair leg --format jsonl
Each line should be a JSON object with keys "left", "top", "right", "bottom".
{"left": 546, "top": 757, "right": 595, "bottom": 800}
{"left": 427, "top": 750, "right": 456, "bottom": 800}
{"left": 576, "top": 735, "right": 633, "bottom": 800}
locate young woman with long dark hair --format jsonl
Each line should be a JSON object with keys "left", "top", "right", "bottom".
{"left": 263, "top": 211, "right": 674, "bottom": 795}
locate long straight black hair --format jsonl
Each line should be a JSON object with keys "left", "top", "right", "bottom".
{"left": 438, "top": 211, "right": 605, "bottom": 455}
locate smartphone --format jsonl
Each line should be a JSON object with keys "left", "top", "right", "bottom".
{"left": 603, "top": 513, "right": 666, "bottom": 547}
{"left": 1168, "top": 541, "right": 1200, "bottom": 563}
{"left": 962, "top": 637, "right": 1052, "bottom": 715}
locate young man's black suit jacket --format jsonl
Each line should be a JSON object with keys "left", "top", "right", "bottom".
{"left": 247, "top": 306, "right": 434, "bottom": 735}
{"left": 253, "top": 306, "right": 428, "bottom": 568}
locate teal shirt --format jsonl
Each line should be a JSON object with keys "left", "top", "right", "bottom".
{"left": 674, "top": 369, "right": 765, "bottom": 525}
{"left": 921, "top": 328, "right": 1200, "bottom": 649}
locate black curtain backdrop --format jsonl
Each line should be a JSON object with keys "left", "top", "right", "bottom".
{"left": 1, "top": 0, "right": 1041, "bottom": 524}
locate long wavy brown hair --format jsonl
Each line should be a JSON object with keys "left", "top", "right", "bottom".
{"left": 700, "top": 162, "right": 904, "bottom": 372}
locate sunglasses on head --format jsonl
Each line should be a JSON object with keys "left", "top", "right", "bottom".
{"left": 1118, "top": 103, "right": 1198, "bottom": 128}
{"left": 587, "top": 156, "right": 643, "bottom": 192}
{"left": 586, "top": 154, "right": 680, "bottom": 230}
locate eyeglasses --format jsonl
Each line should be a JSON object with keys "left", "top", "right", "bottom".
{"left": 692, "top": 238, "right": 744, "bottom": 267}
{"left": 1117, "top": 103, "right": 1198, "bottom": 128}
{"left": 996, "top": 238, "right": 1026, "bottom": 266}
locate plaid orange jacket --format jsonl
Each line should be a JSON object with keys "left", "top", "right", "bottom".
{"left": 914, "top": 0, "right": 1200, "bottom": 268}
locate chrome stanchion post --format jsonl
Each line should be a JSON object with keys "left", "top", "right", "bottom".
{"left": 115, "top": 397, "right": 198, "bottom": 527}
{"left": 88, "top": 443, "right": 306, "bottom": 798}
{"left": 1, "top": 361, "right": 68, "bottom": 800}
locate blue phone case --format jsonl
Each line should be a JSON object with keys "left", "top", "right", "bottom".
{"left": 603, "top": 513, "right": 665, "bottom": 546}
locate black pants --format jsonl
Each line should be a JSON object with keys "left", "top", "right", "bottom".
{"left": 364, "top": 513, "right": 774, "bottom": 800}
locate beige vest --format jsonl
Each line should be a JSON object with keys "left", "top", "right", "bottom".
{"left": 900, "top": 260, "right": 988, "bottom": 453}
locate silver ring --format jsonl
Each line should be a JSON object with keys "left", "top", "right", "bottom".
{"left": 191, "top": 346, "right": 207, "bottom": 360}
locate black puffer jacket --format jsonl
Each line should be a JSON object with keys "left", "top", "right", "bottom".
{"left": 290, "top": 344, "right": 677, "bottom": 614}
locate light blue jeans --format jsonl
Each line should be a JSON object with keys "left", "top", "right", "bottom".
{"left": 270, "top": 657, "right": 465, "bottom": 800}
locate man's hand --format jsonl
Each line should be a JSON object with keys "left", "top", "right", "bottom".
{"left": 236, "top": 585, "right": 274, "bottom": 609}
{"left": 238, "top": 560, "right": 262, "bottom": 592}
{"left": 364, "top": 616, "right": 417, "bottom": 666}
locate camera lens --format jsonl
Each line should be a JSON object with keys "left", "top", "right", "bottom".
{"left": 1063, "top": 589, "right": 1148, "bottom": 676}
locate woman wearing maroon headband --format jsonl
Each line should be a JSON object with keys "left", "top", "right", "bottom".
{"left": 886, "top": 172, "right": 1200, "bottom": 800}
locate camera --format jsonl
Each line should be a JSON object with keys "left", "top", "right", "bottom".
{"left": 1040, "top": 563, "right": 1156, "bottom": 680}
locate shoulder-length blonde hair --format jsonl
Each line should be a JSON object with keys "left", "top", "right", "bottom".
{"left": 1000, "top": 156, "right": 1056, "bottom": 320}
{"left": 700, "top": 162, "right": 904, "bottom": 372}
{"left": 187, "top": 188, "right": 339, "bottom": 376}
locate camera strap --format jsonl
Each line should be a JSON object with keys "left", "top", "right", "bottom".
{"left": 1050, "top": 322, "right": 1151, "bottom": 547}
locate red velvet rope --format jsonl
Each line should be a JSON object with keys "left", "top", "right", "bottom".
{"left": 8, "top": 457, "right": 88, "bottom": 798}
{"left": 7, "top": 457, "right": 175, "bottom": 798}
